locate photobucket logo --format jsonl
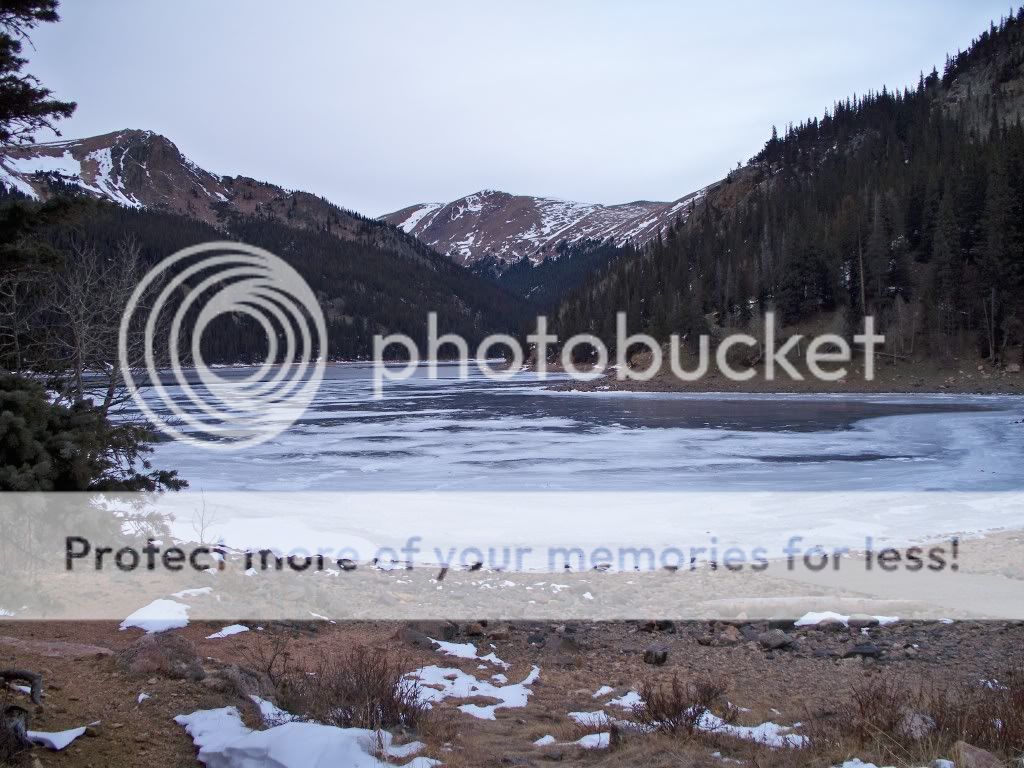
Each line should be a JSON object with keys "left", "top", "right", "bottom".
{"left": 373, "top": 312, "right": 885, "bottom": 397}
{"left": 118, "top": 242, "right": 327, "bottom": 449}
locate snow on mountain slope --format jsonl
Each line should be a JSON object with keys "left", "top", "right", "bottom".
{"left": 381, "top": 186, "right": 712, "bottom": 267}
{"left": 0, "top": 129, "right": 420, "bottom": 254}
{"left": 0, "top": 129, "right": 229, "bottom": 218}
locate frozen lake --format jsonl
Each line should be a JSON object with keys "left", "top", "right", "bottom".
{"left": 146, "top": 365, "right": 1024, "bottom": 493}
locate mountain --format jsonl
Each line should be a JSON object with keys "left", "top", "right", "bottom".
{"left": 382, "top": 187, "right": 712, "bottom": 267}
{"left": 0, "top": 130, "right": 533, "bottom": 362}
{"left": 0, "top": 129, "right": 437, "bottom": 260}
{"left": 555, "top": 9, "right": 1024, "bottom": 370}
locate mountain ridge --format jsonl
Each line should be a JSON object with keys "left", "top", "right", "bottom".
{"left": 0, "top": 128, "right": 444, "bottom": 266}
{"left": 381, "top": 186, "right": 713, "bottom": 267}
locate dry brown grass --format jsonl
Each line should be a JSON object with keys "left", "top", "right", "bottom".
{"left": 795, "top": 669, "right": 1024, "bottom": 766}
{"left": 276, "top": 644, "right": 432, "bottom": 734}
{"left": 577, "top": 668, "right": 1024, "bottom": 768}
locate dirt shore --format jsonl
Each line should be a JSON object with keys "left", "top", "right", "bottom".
{"left": 1, "top": 615, "right": 1022, "bottom": 768}
{"left": 551, "top": 356, "right": 1024, "bottom": 395}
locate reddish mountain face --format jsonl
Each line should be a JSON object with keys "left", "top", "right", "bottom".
{"left": 0, "top": 129, "right": 417, "bottom": 253}
{"left": 381, "top": 186, "right": 714, "bottom": 267}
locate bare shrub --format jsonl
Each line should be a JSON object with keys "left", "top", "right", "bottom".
{"left": 847, "top": 673, "right": 917, "bottom": 746}
{"left": 278, "top": 645, "right": 430, "bottom": 733}
{"left": 802, "top": 669, "right": 1024, "bottom": 765}
{"left": 925, "top": 670, "right": 1024, "bottom": 756}
{"left": 239, "top": 629, "right": 295, "bottom": 687}
{"left": 633, "top": 673, "right": 737, "bottom": 738}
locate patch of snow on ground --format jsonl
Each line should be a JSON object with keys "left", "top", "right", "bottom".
{"left": 430, "top": 639, "right": 508, "bottom": 668}
{"left": 429, "top": 639, "right": 478, "bottom": 660}
{"left": 250, "top": 696, "right": 300, "bottom": 726}
{"left": 478, "top": 651, "right": 510, "bottom": 669}
{"left": 795, "top": 612, "right": 899, "bottom": 628}
{"left": 138, "top": 692, "right": 151, "bottom": 703}
{"left": 607, "top": 691, "right": 642, "bottom": 709}
{"left": 208, "top": 624, "right": 250, "bottom": 639}
{"left": 591, "top": 685, "right": 614, "bottom": 698}
{"left": 174, "top": 705, "right": 439, "bottom": 768}
{"left": 568, "top": 711, "right": 613, "bottom": 727}
{"left": 698, "top": 712, "right": 807, "bottom": 748}
{"left": 533, "top": 735, "right": 556, "bottom": 746}
{"left": 409, "top": 664, "right": 539, "bottom": 720}
{"left": 575, "top": 732, "right": 610, "bottom": 749}
{"left": 27, "top": 726, "right": 87, "bottom": 751}
{"left": 173, "top": 587, "right": 213, "bottom": 598}
{"left": 119, "top": 599, "right": 190, "bottom": 633}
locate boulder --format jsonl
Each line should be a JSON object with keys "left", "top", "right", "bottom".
{"left": 718, "top": 625, "right": 743, "bottom": 645}
{"left": 413, "top": 621, "right": 458, "bottom": 641}
{"left": 817, "top": 618, "right": 847, "bottom": 632}
{"left": 847, "top": 614, "right": 880, "bottom": 629}
{"left": 842, "top": 642, "right": 883, "bottom": 659}
{"left": 739, "top": 624, "right": 763, "bottom": 642}
{"left": 115, "top": 633, "right": 204, "bottom": 681}
{"left": 643, "top": 645, "right": 668, "bottom": 665}
{"left": 395, "top": 625, "right": 438, "bottom": 650}
{"left": 758, "top": 629, "right": 794, "bottom": 650}
{"left": 201, "top": 664, "right": 273, "bottom": 698}
{"left": 486, "top": 625, "right": 511, "bottom": 641}
{"left": 952, "top": 741, "right": 1002, "bottom": 768}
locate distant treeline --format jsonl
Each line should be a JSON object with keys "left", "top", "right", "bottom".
{"left": 0, "top": 191, "right": 532, "bottom": 369}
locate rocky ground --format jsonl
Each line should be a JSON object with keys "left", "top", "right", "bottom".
{"left": 1, "top": 617, "right": 1021, "bottom": 768}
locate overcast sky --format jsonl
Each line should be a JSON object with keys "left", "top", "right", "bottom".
{"left": 28, "top": 1, "right": 1013, "bottom": 216}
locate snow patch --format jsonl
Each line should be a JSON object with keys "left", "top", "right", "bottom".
{"left": 607, "top": 691, "right": 643, "bottom": 709}
{"left": 27, "top": 726, "right": 87, "bottom": 751}
{"left": 207, "top": 624, "right": 250, "bottom": 639}
{"left": 795, "top": 611, "right": 899, "bottom": 628}
{"left": 173, "top": 587, "right": 213, "bottom": 599}
{"left": 430, "top": 639, "right": 508, "bottom": 668}
{"left": 575, "top": 732, "right": 610, "bottom": 749}
{"left": 174, "top": 706, "right": 439, "bottom": 768}
{"left": 119, "top": 599, "right": 190, "bottom": 633}
{"left": 408, "top": 664, "right": 539, "bottom": 720}
{"left": 397, "top": 203, "right": 442, "bottom": 233}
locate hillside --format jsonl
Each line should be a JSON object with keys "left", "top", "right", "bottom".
{"left": 0, "top": 134, "right": 536, "bottom": 367}
{"left": 382, "top": 187, "right": 711, "bottom": 267}
{"left": 0, "top": 128, "right": 456, "bottom": 267}
{"left": 554, "top": 9, "right": 1024, "bottom": 373}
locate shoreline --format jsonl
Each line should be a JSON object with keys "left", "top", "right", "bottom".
{"left": 545, "top": 359, "right": 1024, "bottom": 396}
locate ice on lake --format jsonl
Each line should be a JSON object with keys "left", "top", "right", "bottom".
{"left": 142, "top": 365, "right": 1024, "bottom": 493}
